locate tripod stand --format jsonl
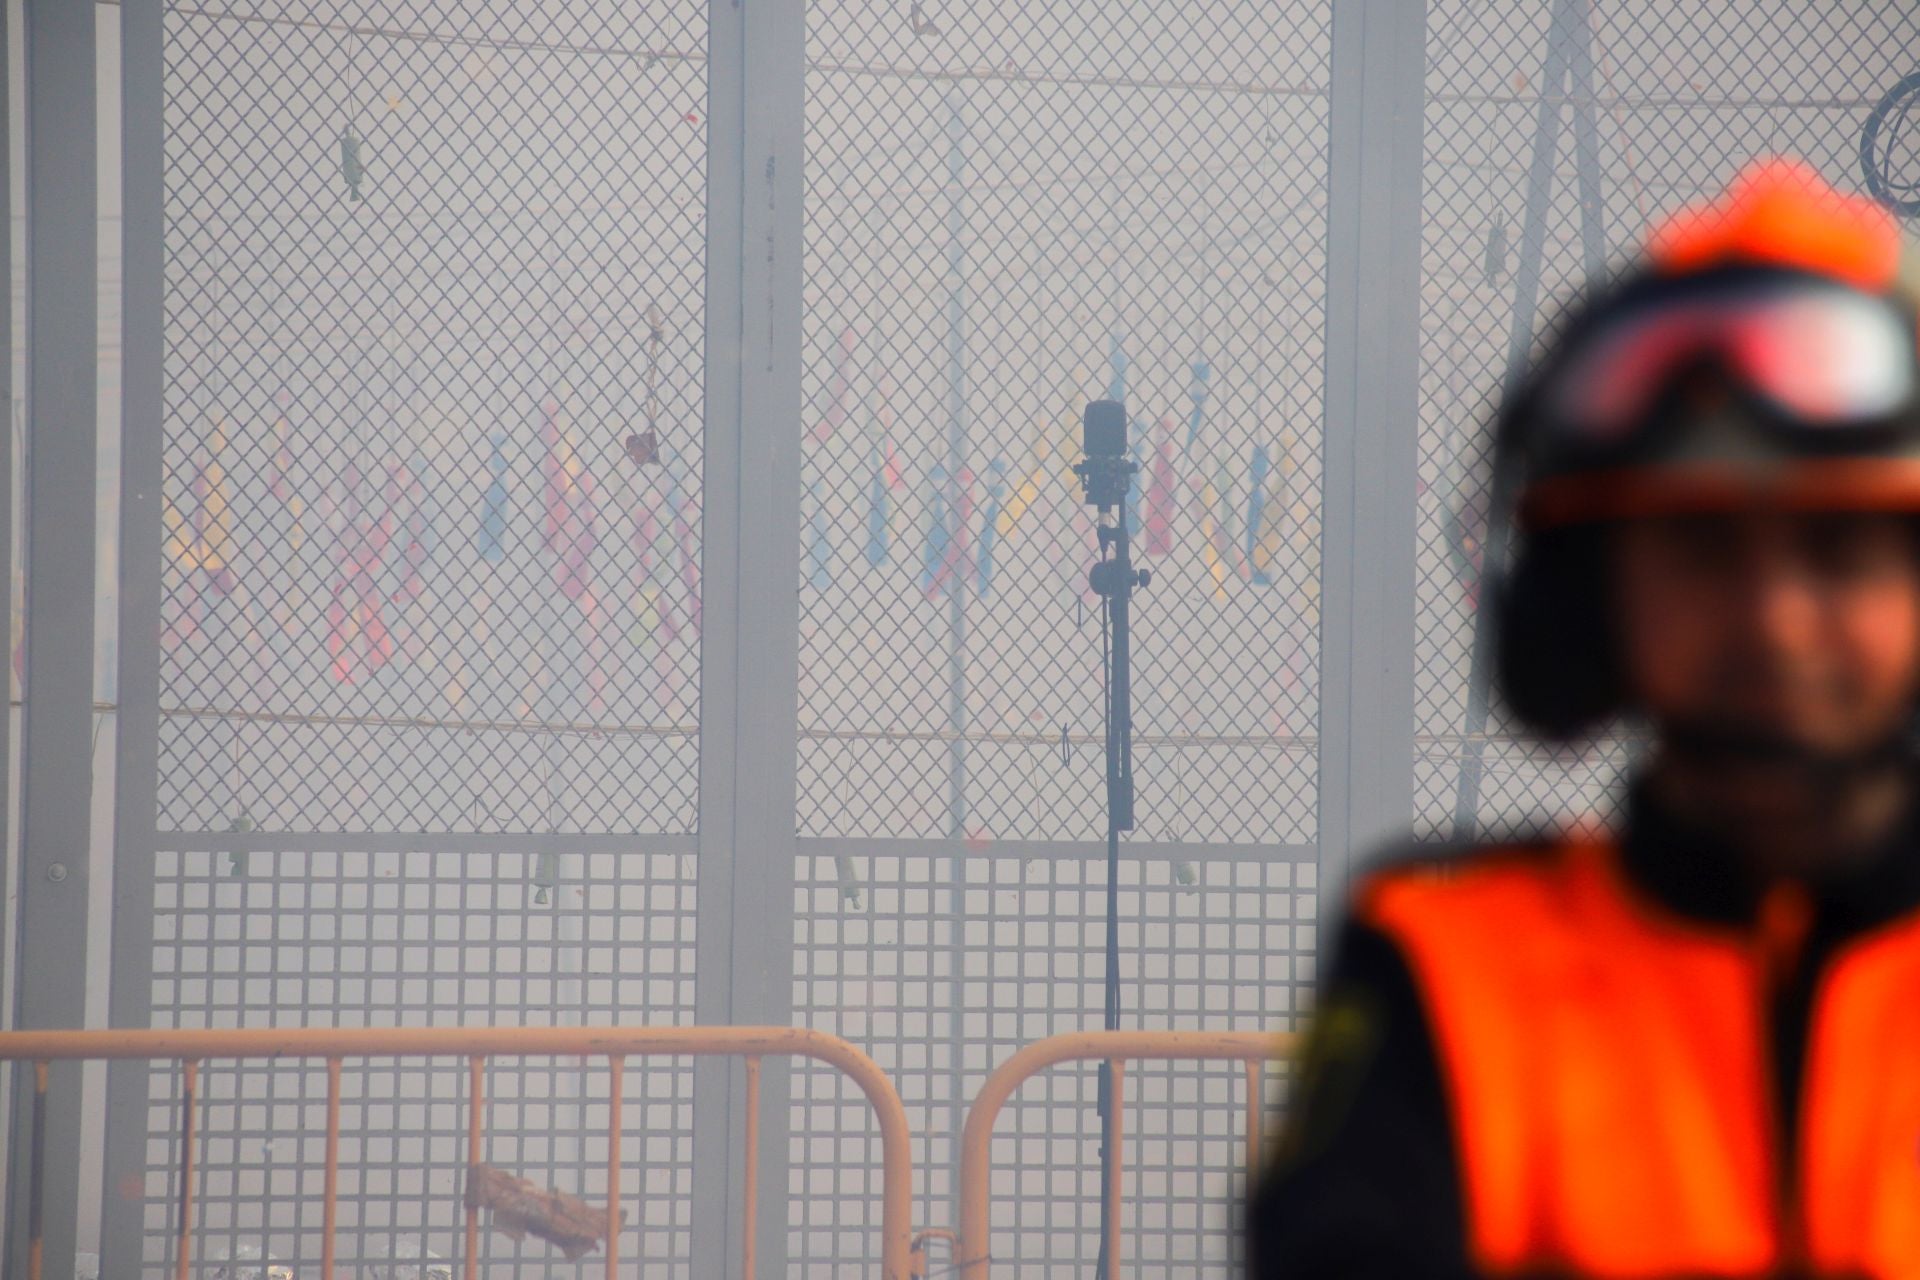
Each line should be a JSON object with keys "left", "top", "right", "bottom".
{"left": 1074, "top": 400, "right": 1148, "bottom": 1280}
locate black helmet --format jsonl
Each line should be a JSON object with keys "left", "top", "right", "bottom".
{"left": 1492, "top": 159, "right": 1920, "bottom": 737}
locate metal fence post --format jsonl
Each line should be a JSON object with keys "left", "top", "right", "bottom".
{"left": 98, "top": 0, "right": 161, "bottom": 1270}
{"left": 0, "top": 0, "right": 10, "bottom": 1028}
{"left": 692, "top": 0, "right": 804, "bottom": 1275}
{"left": 0, "top": 0, "right": 10, "bottom": 1235}
{"left": 4, "top": 1, "right": 98, "bottom": 1275}
{"left": 1319, "top": 0, "right": 1425, "bottom": 914}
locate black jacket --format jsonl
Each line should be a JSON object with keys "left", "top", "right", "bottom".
{"left": 1244, "top": 776, "right": 1920, "bottom": 1279}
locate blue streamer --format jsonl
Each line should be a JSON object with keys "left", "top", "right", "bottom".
{"left": 478, "top": 432, "right": 509, "bottom": 563}
{"left": 978, "top": 457, "right": 1007, "bottom": 598}
{"left": 866, "top": 447, "right": 891, "bottom": 567}
{"left": 1185, "top": 361, "right": 1211, "bottom": 454}
{"left": 808, "top": 476, "right": 834, "bottom": 589}
{"left": 922, "top": 461, "right": 951, "bottom": 594}
{"left": 1245, "top": 444, "right": 1272, "bottom": 585}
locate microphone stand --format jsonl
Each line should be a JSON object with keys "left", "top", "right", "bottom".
{"left": 1075, "top": 421, "right": 1146, "bottom": 1280}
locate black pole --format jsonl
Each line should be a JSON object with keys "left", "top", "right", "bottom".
{"left": 1095, "top": 510, "right": 1132, "bottom": 1280}
{"left": 1076, "top": 399, "right": 1143, "bottom": 1280}
{"left": 1104, "top": 504, "right": 1136, "bottom": 1040}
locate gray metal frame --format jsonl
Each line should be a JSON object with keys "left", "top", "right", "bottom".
{"left": 100, "top": 0, "right": 727, "bottom": 1268}
{"left": 60, "top": 0, "right": 1408, "bottom": 1269}
{"left": 1318, "top": 0, "right": 1426, "bottom": 912}
{"left": 13, "top": 0, "right": 1919, "bottom": 1271}
{"left": 0, "top": 0, "right": 11, "bottom": 1236}
{"left": 691, "top": 0, "right": 804, "bottom": 1274}
{"left": 99, "top": 0, "right": 164, "bottom": 1269}
{"left": 4, "top": 0, "right": 97, "bottom": 1275}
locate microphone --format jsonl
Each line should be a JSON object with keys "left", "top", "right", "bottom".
{"left": 1074, "top": 399, "right": 1138, "bottom": 511}
{"left": 1082, "top": 398, "right": 1128, "bottom": 457}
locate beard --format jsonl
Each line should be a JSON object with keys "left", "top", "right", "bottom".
{"left": 1658, "top": 714, "right": 1913, "bottom": 779}
{"left": 1652, "top": 713, "right": 1917, "bottom": 879}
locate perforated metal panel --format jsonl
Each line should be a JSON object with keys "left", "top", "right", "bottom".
{"left": 139, "top": 846, "right": 697, "bottom": 1276}
{"left": 789, "top": 849, "right": 1310, "bottom": 1277}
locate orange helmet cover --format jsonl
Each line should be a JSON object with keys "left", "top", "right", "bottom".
{"left": 1646, "top": 158, "right": 1901, "bottom": 290}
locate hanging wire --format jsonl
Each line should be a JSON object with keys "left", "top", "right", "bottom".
{"left": 1862, "top": 71, "right": 1920, "bottom": 216}
{"left": 143, "top": 2, "right": 1334, "bottom": 98}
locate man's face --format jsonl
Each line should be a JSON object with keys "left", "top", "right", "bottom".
{"left": 1611, "top": 511, "right": 1920, "bottom": 761}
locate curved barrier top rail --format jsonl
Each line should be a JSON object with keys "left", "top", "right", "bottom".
{"left": 955, "top": 1028, "right": 1292, "bottom": 1280}
{"left": 0, "top": 1024, "right": 914, "bottom": 1280}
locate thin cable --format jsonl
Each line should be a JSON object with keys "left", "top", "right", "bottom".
{"left": 1100, "top": 595, "right": 1111, "bottom": 774}
{"left": 160, "top": 1, "right": 677, "bottom": 65}
{"left": 1094, "top": 507, "right": 1127, "bottom": 1280}
{"left": 140, "top": 0, "right": 1341, "bottom": 98}
{"left": 107, "top": 0, "right": 1891, "bottom": 110}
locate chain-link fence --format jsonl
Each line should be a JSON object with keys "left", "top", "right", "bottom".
{"left": 160, "top": 1, "right": 705, "bottom": 836}
{"left": 140, "top": 848, "right": 697, "bottom": 1274}
{"left": 795, "top": 1, "right": 1327, "bottom": 1272}
{"left": 62, "top": 0, "right": 1920, "bottom": 1274}
{"left": 137, "top": 0, "right": 709, "bottom": 1271}
{"left": 798, "top": 3, "right": 1326, "bottom": 849}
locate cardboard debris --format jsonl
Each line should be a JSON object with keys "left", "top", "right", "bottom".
{"left": 465, "top": 1162, "right": 627, "bottom": 1261}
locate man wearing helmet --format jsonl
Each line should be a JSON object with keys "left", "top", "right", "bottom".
{"left": 1248, "top": 161, "right": 1920, "bottom": 1278}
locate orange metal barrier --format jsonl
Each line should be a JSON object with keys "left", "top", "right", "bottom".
{"left": 954, "top": 1029, "right": 1291, "bottom": 1280}
{"left": 0, "top": 1025, "right": 915, "bottom": 1280}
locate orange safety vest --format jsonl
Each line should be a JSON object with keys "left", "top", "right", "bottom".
{"left": 1357, "top": 842, "right": 1920, "bottom": 1279}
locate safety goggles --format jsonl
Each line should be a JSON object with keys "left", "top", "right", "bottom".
{"left": 1533, "top": 270, "right": 1920, "bottom": 452}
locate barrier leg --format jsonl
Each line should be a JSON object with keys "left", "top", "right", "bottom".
{"left": 607, "top": 1056, "right": 624, "bottom": 1280}
{"left": 1105, "top": 1060, "right": 1124, "bottom": 1272}
{"left": 28, "top": 1062, "right": 48, "bottom": 1280}
{"left": 176, "top": 1061, "right": 199, "bottom": 1280}
{"left": 743, "top": 1056, "right": 762, "bottom": 1280}
{"left": 466, "top": 1057, "right": 484, "bottom": 1280}
{"left": 1243, "top": 1060, "right": 1262, "bottom": 1172}
{"left": 324, "top": 1058, "right": 342, "bottom": 1280}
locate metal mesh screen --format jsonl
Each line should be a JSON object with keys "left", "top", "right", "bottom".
{"left": 796, "top": 1, "right": 1329, "bottom": 1269}
{"left": 138, "top": 845, "right": 697, "bottom": 1276}
{"left": 159, "top": 0, "right": 704, "bottom": 836}
{"left": 137, "top": 0, "right": 709, "bottom": 1269}
{"left": 796, "top": 0, "right": 1329, "bottom": 1271}
{"left": 790, "top": 850, "right": 1310, "bottom": 1277}
{"left": 799, "top": 0, "right": 1328, "bottom": 847}
{"left": 72, "top": 0, "right": 1920, "bottom": 1271}
{"left": 1414, "top": 0, "right": 1920, "bottom": 840}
